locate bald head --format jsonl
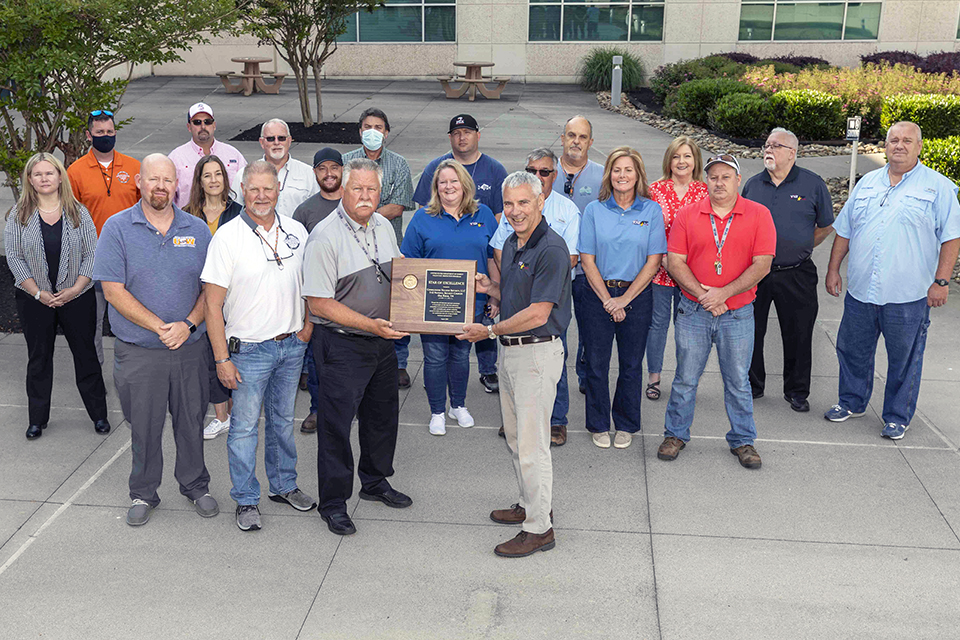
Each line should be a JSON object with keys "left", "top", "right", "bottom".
{"left": 141, "top": 153, "right": 176, "bottom": 176}
{"left": 885, "top": 121, "right": 923, "bottom": 174}
{"left": 138, "top": 153, "right": 177, "bottom": 212}
{"left": 562, "top": 115, "right": 594, "bottom": 165}
{"left": 886, "top": 121, "right": 922, "bottom": 143}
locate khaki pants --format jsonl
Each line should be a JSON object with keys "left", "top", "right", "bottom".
{"left": 500, "top": 337, "right": 564, "bottom": 535}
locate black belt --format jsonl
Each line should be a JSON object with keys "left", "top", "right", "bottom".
{"left": 604, "top": 279, "right": 632, "bottom": 288}
{"left": 771, "top": 257, "right": 810, "bottom": 272}
{"left": 499, "top": 335, "right": 558, "bottom": 347}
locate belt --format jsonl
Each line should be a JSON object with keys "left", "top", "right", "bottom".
{"left": 604, "top": 279, "right": 632, "bottom": 288}
{"left": 771, "top": 257, "right": 810, "bottom": 272}
{"left": 499, "top": 335, "right": 558, "bottom": 347}
{"left": 330, "top": 326, "right": 377, "bottom": 340}
{"left": 271, "top": 333, "right": 292, "bottom": 341}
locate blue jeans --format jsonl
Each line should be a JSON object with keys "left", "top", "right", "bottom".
{"left": 395, "top": 334, "right": 410, "bottom": 370}
{"left": 578, "top": 277, "right": 653, "bottom": 434}
{"left": 646, "top": 283, "right": 681, "bottom": 375}
{"left": 421, "top": 334, "right": 472, "bottom": 414}
{"left": 572, "top": 276, "right": 587, "bottom": 387}
{"left": 836, "top": 293, "right": 930, "bottom": 425}
{"left": 664, "top": 296, "right": 756, "bottom": 448}
{"left": 551, "top": 329, "right": 570, "bottom": 426}
{"left": 303, "top": 344, "right": 319, "bottom": 414}
{"left": 227, "top": 334, "right": 307, "bottom": 505}
{"left": 475, "top": 310, "right": 497, "bottom": 376}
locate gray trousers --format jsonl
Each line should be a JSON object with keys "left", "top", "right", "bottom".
{"left": 114, "top": 338, "right": 211, "bottom": 507}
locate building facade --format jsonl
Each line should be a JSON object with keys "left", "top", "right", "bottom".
{"left": 143, "top": 0, "right": 960, "bottom": 82}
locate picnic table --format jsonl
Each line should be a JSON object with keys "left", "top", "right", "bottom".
{"left": 217, "top": 57, "right": 286, "bottom": 96}
{"left": 438, "top": 61, "right": 510, "bottom": 101}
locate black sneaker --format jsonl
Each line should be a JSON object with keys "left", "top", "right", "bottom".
{"left": 480, "top": 373, "right": 499, "bottom": 393}
{"left": 398, "top": 368, "right": 411, "bottom": 389}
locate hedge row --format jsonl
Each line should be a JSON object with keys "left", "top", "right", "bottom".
{"left": 862, "top": 50, "right": 960, "bottom": 76}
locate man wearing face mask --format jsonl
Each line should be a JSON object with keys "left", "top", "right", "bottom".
{"left": 169, "top": 102, "right": 247, "bottom": 208}
{"left": 68, "top": 109, "right": 141, "bottom": 365}
{"left": 259, "top": 118, "right": 319, "bottom": 217}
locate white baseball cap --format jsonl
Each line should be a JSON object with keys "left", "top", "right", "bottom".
{"left": 188, "top": 102, "right": 215, "bottom": 120}
{"left": 703, "top": 154, "right": 741, "bottom": 175}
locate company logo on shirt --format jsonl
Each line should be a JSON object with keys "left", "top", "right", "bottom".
{"left": 117, "top": 171, "right": 131, "bottom": 184}
{"left": 518, "top": 261, "right": 528, "bottom": 270}
{"left": 172, "top": 236, "right": 197, "bottom": 247}
{"left": 469, "top": 221, "right": 484, "bottom": 227}
{"left": 579, "top": 186, "right": 593, "bottom": 196}
{"left": 477, "top": 183, "right": 491, "bottom": 191}
{"left": 632, "top": 220, "right": 648, "bottom": 226}
{"left": 790, "top": 194, "right": 805, "bottom": 201}
{"left": 228, "top": 158, "right": 237, "bottom": 165}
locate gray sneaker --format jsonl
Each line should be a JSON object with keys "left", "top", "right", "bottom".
{"left": 193, "top": 493, "right": 220, "bottom": 518}
{"left": 236, "top": 504, "right": 261, "bottom": 531}
{"left": 268, "top": 488, "right": 317, "bottom": 512}
{"left": 126, "top": 499, "right": 153, "bottom": 527}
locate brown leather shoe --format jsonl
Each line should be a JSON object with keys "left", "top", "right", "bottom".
{"left": 498, "top": 424, "right": 505, "bottom": 438}
{"left": 300, "top": 413, "right": 317, "bottom": 434}
{"left": 298, "top": 373, "right": 308, "bottom": 391}
{"left": 731, "top": 444, "right": 762, "bottom": 469}
{"left": 494, "top": 529, "right": 555, "bottom": 557}
{"left": 550, "top": 424, "right": 567, "bottom": 447}
{"left": 490, "top": 503, "right": 552, "bottom": 525}
{"left": 657, "top": 436, "right": 685, "bottom": 461}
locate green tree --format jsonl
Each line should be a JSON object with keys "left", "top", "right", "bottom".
{"left": 0, "top": 0, "right": 245, "bottom": 199}
{"left": 244, "top": 0, "right": 379, "bottom": 127}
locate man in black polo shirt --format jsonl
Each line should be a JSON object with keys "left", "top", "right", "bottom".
{"left": 742, "top": 127, "right": 834, "bottom": 412}
{"left": 459, "top": 171, "right": 571, "bottom": 558}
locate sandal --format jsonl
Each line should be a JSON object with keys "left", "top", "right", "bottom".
{"left": 645, "top": 381, "right": 661, "bottom": 401}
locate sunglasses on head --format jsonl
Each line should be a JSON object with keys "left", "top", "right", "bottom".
{"left": 564, "top": 173, "right": 575, "bottom": 195}
{"left": 264, "top": 136, "right": 288, "bottom": 143}
{"left": 525, "top": 167, "right": 554, "bottom": 177}
{"left": 191, "top": 118, "right": 215, "bottom": 126}
{"left": 90, "top": 109, "right": 114, "bottom": 117}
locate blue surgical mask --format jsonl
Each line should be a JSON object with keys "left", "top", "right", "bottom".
{"left": 361, "top": 129, "right": 384, "bottom": 151}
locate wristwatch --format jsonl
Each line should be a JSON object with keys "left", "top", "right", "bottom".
{"left": 487, "top": 325, "right": 497, "bottom": 341}
{"left": 934, "top": 278, "right": 950, "bottom": 287}
{"left": 185, "top": 320, "right": 197, "bottom": 333}
{"left": 33, "top": 290, "right": 42, "bottom": 301}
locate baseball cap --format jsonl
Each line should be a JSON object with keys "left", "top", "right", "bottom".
{"left": 188, "top": 102, "right": 214, "bottom": 120}
{"left": 448, "top": 114, "right": 479, "bottom": 133}
{"left": 313, "top": 147, "right": 343, "bottom": 168}
{"left": 703, "top": 154, "right": 741, "bottom": 175}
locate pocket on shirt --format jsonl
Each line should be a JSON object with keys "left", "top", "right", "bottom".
{"left": 898, "top": 191, "right": 935, "bottom": 228}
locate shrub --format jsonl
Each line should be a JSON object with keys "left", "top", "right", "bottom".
{"left": 708, "top": 93, "right": 775, "bottom": 139}
{"left": 650, "top": 55, "right": 744, "bottom": 103}
{"left": 754, "top": 59, "right": 802, "bottom": 75}
{"left": 769, "top": 89, "right": 845, "bottom": 140}
{"left": 919, "top": 137, "right": 960, "bottom": 201}
{"left": 578, "top": 47, "right": 645, "bottom": 92}
{"left": 880, "top": 94, "right": 960, "bottom": 139}
{"left": 715, "top": 52, "right": 760, "bottom": 64}
{"left": 663, "top": 78, "right": 754, "bottom": 127}
{"left": 861, "top": 51, "right": 924, "bottom": 70}
{"left": 765, "top": 55, "right": 830, "bottom": 69}
{"left": 922, "top": 51, "right": 960, "bottom": 76}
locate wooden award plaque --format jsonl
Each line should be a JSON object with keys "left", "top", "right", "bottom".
{"left": 389, "top": 258, "right": 477, "bottom": 334}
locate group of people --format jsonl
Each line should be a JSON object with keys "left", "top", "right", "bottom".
{"left": 5, "top": 99, "right": 958, "bottom": 558}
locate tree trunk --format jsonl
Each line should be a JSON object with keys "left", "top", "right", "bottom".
{"left": 312, "top": 62, "right": 323, "bottom": 124}
{"left": 294, "top": 62, "right": 313, "bottom": 128}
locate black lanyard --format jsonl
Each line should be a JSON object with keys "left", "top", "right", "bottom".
{"left": 710, "top": 214, "right": 733, "bottom": 276}
{"left": 99, "top": 161, "right": 114, "bottom": 197}
{"left": 337, "top": 208, "right": 390, "bottom": 283}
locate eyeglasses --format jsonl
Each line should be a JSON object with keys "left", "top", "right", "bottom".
{"left": 525, "top": 167, "right": 554, "bottom": 177}
{"left": 90, "top": 110, "right": 114, "bottom": 117}
{"left": 762, "top": 142, "right": 796, "bottom": 152}
{"left": 879, "top": 184, "right": 895, "bottom": 207}
{"left": 564, "top": 173, "right": 575, "bottom": 195}
{"left": 263, "top": 136, "right": 288, "bottom": 143}
{"left": 191, "top": 118, "right": 215, "bottom": 126}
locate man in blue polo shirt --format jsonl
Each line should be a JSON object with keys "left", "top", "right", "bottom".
{"left": 414, "top": 113, "right": 507, "bottom": 393}
{"left": 93, "top": 153, "right": 219, "bottom": 527}
{"left": 825, "top": 121, "right": 960, "bottom": 440}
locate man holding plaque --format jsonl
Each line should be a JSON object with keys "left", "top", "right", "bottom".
{"left": 302, "top": 158, "right": 413, "bottom": 536}
{"left": 459, "top": 171, "right": 571, "bottom": 558}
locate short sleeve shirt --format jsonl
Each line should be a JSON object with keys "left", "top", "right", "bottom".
{"left": 552, "top": 159, "right": 604, "bottom": 214}
{"left": 272, "top": 157, "right": 320, "bottom": 218}
{"left": 400, "top": 204, "right": 498, "bottom": 317}
{"left": 668, "top": 195, "right": 777, "bottom": 310}
{"left": 293, "top": 194, "right": 341, "bottom": 233}
{"left": 741, "top": 165, "right": 834, "bottom": 267}
{"left": 648, "top": 179, "right": 709, "bottom": 287}
{"left": 67, "top": 150, "right": 141, "bottom": 236}
{"left": 833, "top": 162, "right": 960, "bottom": 305}
{"left": 500, "top": 219, "right": 572, "bottom": 337}
{"left": 93, "top": 202, "right": 211, "bottom": 348}
{"left": 414, "top": 153, "right": 507, "bottom": 214}
{"left": 301, "top": 205, "right": 401, "bottom": 337}
{"left": 577, "top": 196, "right": 668, "bottom": 281}
{"left": 342, "top": 147, "right": 414, "bottom": 243}
{"left": 201, "top": 212, "right": 309, "bottom": 342}
{"left": 169, "top": 139, "right": 247, "bottom": 208}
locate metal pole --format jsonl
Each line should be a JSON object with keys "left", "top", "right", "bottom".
{"left": 848, "top": 140, "right": 859, "bottom": 193}
{"left": 611, "top": 55, "right": 622, "bottom": 107}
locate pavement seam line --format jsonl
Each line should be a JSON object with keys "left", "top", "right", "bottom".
{"left": 893, "top": 445, "right": 960, "bottom": 546}
{"left": 640, "top": 424, "right": 665, "bottom": 640}
{"left": 0, "top": 437, "right": 131, "bottom": 577}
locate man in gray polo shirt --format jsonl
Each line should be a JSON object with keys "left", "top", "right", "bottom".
{"left": 742, "top": 127, "right": 834, "bottom": 412}
{"left": 93, "top": 153, "right": 218, "bottom": 527}
{"left": 459, "top": 171, "right": 571, "bottom": 558}
{"left": 303, "top": 158, "right": 413, "bottom": 537}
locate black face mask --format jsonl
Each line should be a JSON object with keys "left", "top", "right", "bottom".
{"left": 91, "top": 134, "right": 116, "bottom": 153}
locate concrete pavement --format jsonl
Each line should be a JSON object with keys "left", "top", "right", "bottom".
{"left": 0, "top": 78, "right": 958, "bottom": 639}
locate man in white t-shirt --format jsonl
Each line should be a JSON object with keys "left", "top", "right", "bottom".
{"left": 201, "top": 160, "right": 316, "bottom": 532}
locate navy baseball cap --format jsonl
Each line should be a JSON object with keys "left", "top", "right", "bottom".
{"left": 313, "top": 147, "right": 343, "bottom": 168}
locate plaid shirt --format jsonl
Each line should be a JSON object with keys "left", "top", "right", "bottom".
{"left": 342, "top": 147, "right": 414, "bottom": 243}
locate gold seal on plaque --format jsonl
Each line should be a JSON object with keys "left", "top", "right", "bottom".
{"left": 402, "top": 274, "right": 418, "bottom": 290}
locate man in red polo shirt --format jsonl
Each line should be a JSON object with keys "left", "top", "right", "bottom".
{"left": 657, "top": 155, "right": 776, "bottom": 469}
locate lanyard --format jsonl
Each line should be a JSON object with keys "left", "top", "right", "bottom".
{"left": 337, "top": 208, "right": 389, "bottom": 283}
{"left": 99, "top": 161, "right": 114, "bottom": 197}
{"left": 710, "top": 214, "right": 733, "bottom": 276}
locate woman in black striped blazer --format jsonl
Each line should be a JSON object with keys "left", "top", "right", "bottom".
{"left": 4, "top": 153, "right": 110, "bottom": 440}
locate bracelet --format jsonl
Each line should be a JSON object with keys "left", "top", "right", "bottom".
{"left": 214, "top": 358, "right": 230, "bottom": 365}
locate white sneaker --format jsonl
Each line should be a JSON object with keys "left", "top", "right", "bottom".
{"left": 429, "top": 413, "right": 446, "bottom": 436}
{"left": 203, "top": 417, "right": 230, "bottom": 440}
{"left": 448, "top": 406, "right": 475, "bottom": 428}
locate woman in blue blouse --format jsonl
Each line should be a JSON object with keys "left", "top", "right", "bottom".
{"left": 577, "top": 146, "right": 667, "bottom": 449}
{"left": 401, "top": 159, "right": 498, "bottom": 436}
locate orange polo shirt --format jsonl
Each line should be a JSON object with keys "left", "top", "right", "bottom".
{"left": 67, "top": 150, "right": 141, "bottom": 235}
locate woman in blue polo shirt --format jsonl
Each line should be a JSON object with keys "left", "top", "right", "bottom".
{"left": 401, "top": 159, "right": 498, "bottom": 436}
{"left": 577, "top": 146, "right": 667, "bottom": 450}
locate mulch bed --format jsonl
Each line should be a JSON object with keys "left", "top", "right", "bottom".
{"left": 231, "top": 121, "right": 360, "bottom": 144}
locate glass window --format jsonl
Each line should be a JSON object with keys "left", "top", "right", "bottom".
{"left": 738, "top": 1, "right": 881, "bottom": 41}
{"left": 528, "top": 0, "right": 663, "bottom": 42}
{"left": 339, "top": 1, "right": 456, "bottom": 43}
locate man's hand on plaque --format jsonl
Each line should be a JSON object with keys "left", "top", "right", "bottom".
{"left": 373, "top": 318, "right": 409, "bottom": 340}
{"left": 475, "top": 273, "right": 495, "bottom": 295}
{"left": 456, "top": 323, "right": 489, "bottom": 343}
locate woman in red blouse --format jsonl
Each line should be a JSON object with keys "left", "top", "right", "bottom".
{"left": 645, "top": 136, "right": 708, "bottom": 400}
